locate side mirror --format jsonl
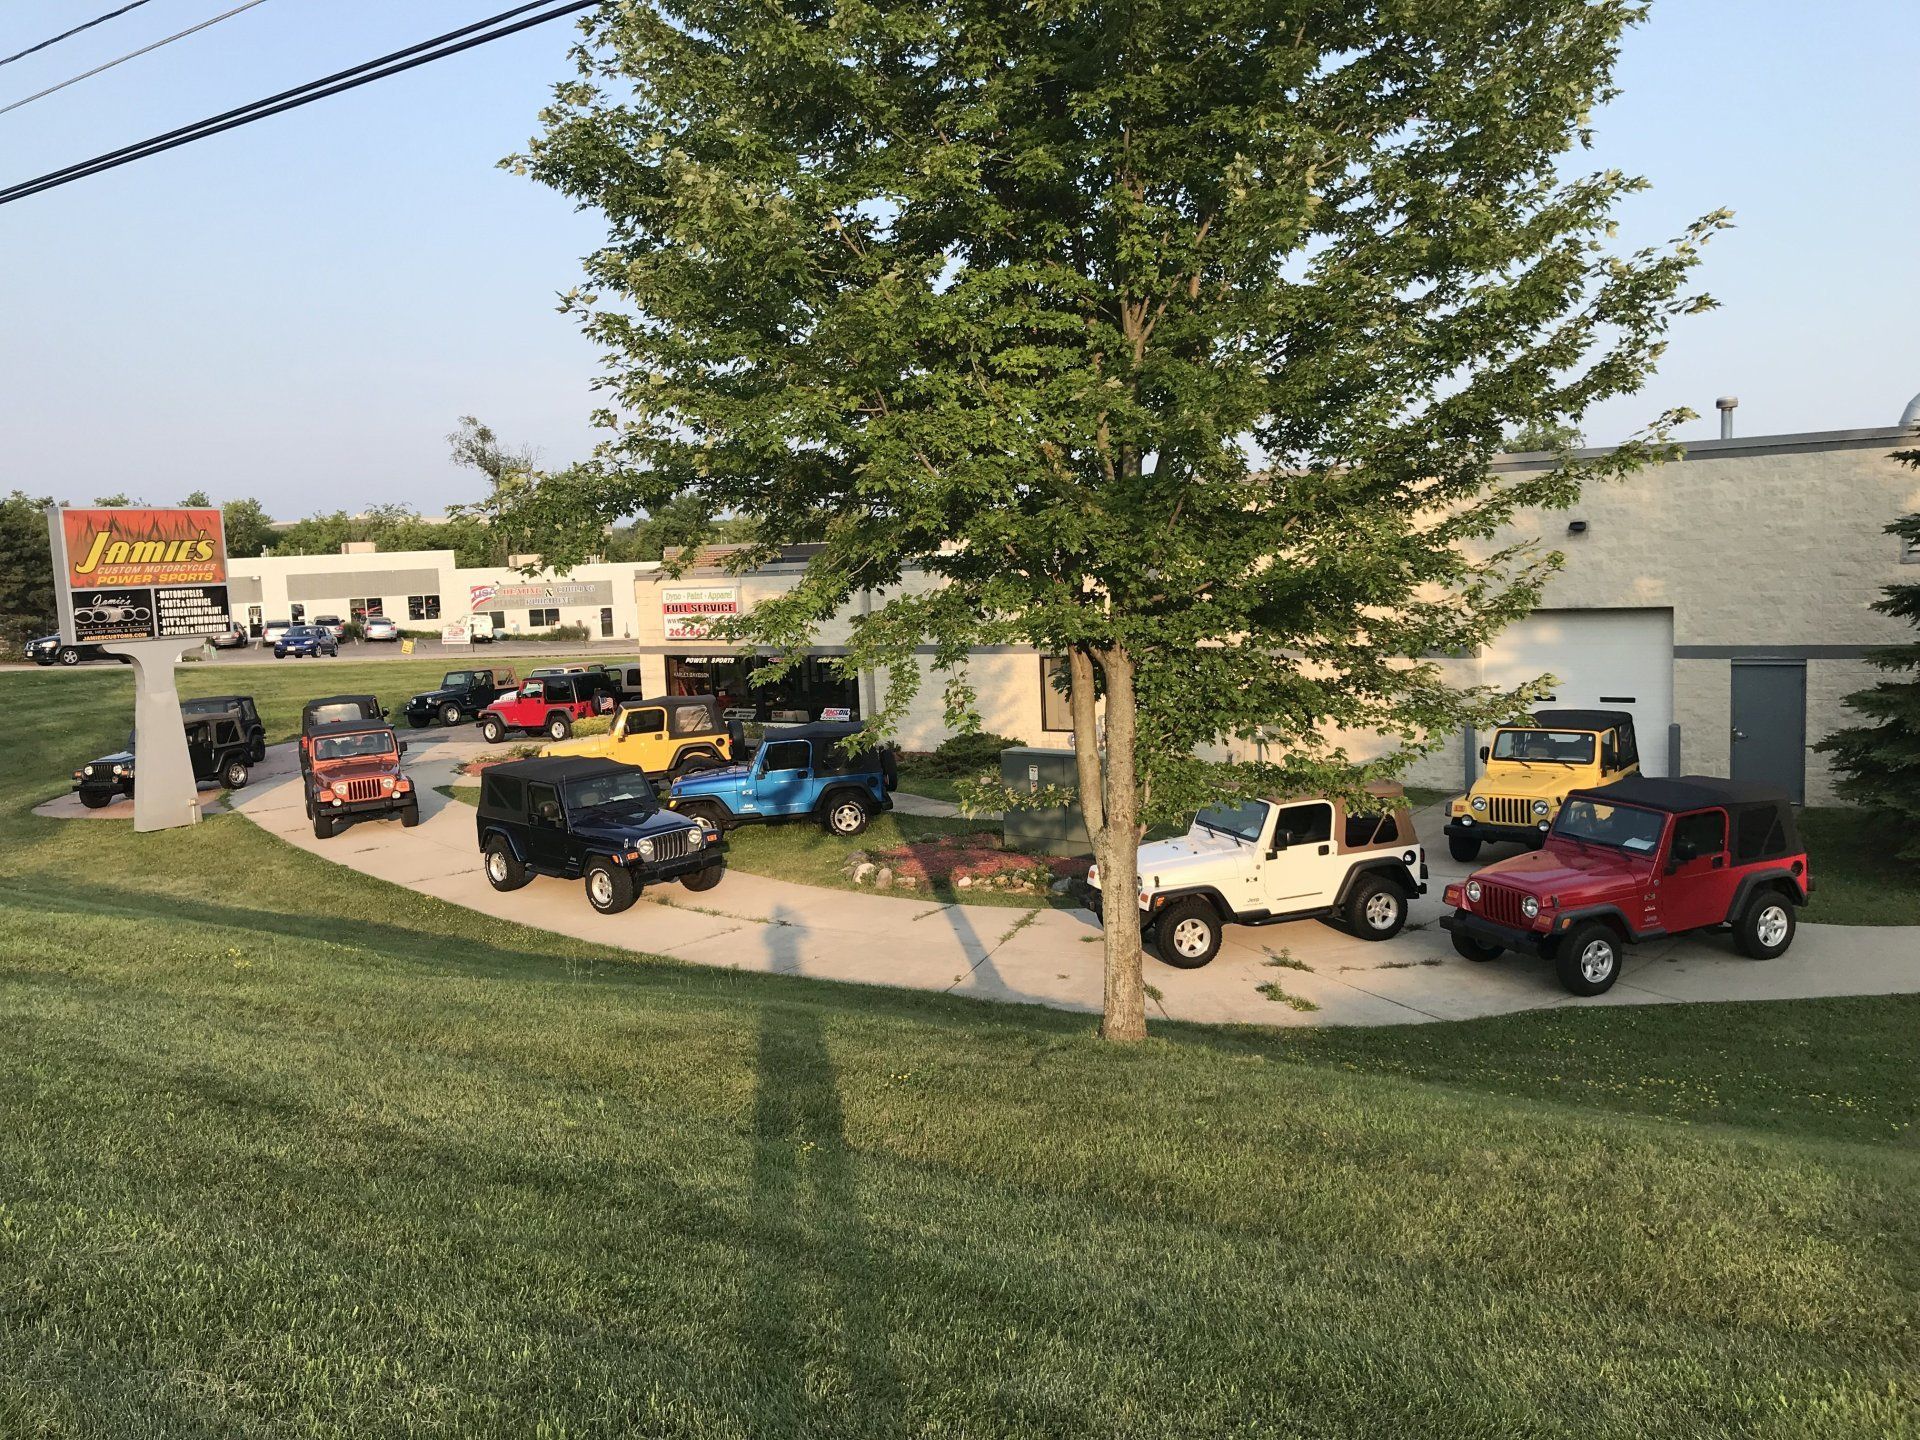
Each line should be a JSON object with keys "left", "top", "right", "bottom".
{"left": 538, "top": 800, "right": 562, "bottom": 823}
{"left": 1478, "top": 746, "right": 1490, "bottom": 762}
{"left": 1667, "top": 839, "right": 1697, "bottom": 870}
{"left": 1271, "top": 830, "right": 1293, "bottom": 852}
{"left": 398, "top": 741, "right": 409, "bottom": 754}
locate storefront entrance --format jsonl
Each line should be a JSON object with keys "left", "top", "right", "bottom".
{"left": 665, "top": 654, "right": 860, "bottom": 723}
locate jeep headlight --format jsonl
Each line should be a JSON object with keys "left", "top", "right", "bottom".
{"left": 1465, "top": 880, "right": 1482, "bottom": 903}
{"left": 687, "top": 828, "right": 704, "bottom": 851}
{"left": 635, "top": 836, "right": 655, "bottom": 862}
{"left": 1533, "top": 799, "right": 1550, "bottom": 817}
{"left": 1521, "top": 895, "right": 1541, "bottom": 920}
{"left": 83, "top": 765, "right": 95, "bottom": 776}
{"left": 113, "top": 764, "right": 131, "bottom": 777}
{"left": 1471, "top": 796, "right": 1487, "bottom": 813}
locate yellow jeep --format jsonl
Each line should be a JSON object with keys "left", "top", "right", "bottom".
{"left": 540, "top": 694, "right": 738, "bottom": 780}
{"left": 1444, "top": 708, "right": 1640, "bottom": 861}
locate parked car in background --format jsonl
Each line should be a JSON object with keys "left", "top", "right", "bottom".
{"left": 181, "top": 694, "right": 266, "bottom": 762}
{"left": 306, "top": 720, "right": 419, "bottom": 839}
{"left": 540, "top": 694, "right": 739, "bottom": 779}
{"left": 475, "top": 757, "right": 725, "bottom": 913}
{"left": 313, "top": 615, "right": 348, "bottom": 642}
{"left": 478, "top": 672, "right": 620, "bottom": 743}
{"left": 261, "top": 620, "right": 293, "bottom": 647}
{"left": 1441, "top": 775, "right": 1810, "bottom": 996}
{"left": 24, "top": 634, "right": 128, "bottom": 667}
{"left": 1444, "top": 709, "right": 1640, "bottom": 862}
{"left": 362, "top": 615, "right": 401, "bottom": 642}
{"left": 71, "top": 704, "right": 255, "bottom": 809}
{"left": 529, "top": 664, "right": 594, "bottom": 678}
{"left": 665, "top": 721, "right": 897, "bottom": 837}
{"left": 274, "top": 625, "right": 339, "bottom": 659}
{"left": 1086, "top": 782, "right": 1428, "bottom": 968}
{"left": 404, "top": 668, "right": 519, "bottom": 729}
{"left": 208, "top": 622, "right": 250, "bottom": 649}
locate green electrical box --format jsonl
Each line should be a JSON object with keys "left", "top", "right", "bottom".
{"left": 1000, "top": 746, "right": 1091, "bottom": 856}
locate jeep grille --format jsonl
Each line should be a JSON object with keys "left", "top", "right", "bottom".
{"left": 1487, "top": 796, "right": 1536, "bottom": 827}
{"left": 342, "top": 778, "right": 385, "bottom": 802}
{"left": 1478, "top": 883, "right": 1532, "bottom": 928}
{"left": 651, "top": 829, "right": 691, "bottom": 864}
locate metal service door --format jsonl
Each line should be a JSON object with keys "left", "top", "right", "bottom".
{"left": 1730, "top": 661, "right": 1806, "bottom": 803}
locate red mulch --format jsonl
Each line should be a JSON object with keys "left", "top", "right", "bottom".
{"left": 867, "top": 831, "right": 1090, "bottom": 885}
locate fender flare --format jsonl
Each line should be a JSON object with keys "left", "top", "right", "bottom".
{"left": 479, "top": 825, "right": 527, "bottom": 864}
{"left": 1332, "top": 857, "right": 1420, "bottom": 909}
{"left": 813, "top": 781, "right": 877, "bottom": 817}
{"left": 1555, "top": 904, "right": 1643, "bottom": 942}
{"left": 1141, "top": 885, "right": 1237, "bottom": 924}
{"left": 670, "top": 742, "right": 722, "bottom": 771}
{"left": 1729, "top": 868, "right": 1808, "bottom": 914}
{"left": 673, "top": 792, "right": 738, "bottom": 821}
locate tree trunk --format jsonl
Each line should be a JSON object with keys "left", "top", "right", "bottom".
{"left": 1069, "top": 644, "right": 1147, "bottom": 1042}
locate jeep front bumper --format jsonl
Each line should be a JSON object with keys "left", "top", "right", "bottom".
{"left": 629, "top": 844, "right": 727, "bottom": 885}
{"left": 1444, "top": 817, "right": 1551, "bottom": 849}
{"left": 1440, "top": 908, "right": 1554, "bottom": 957}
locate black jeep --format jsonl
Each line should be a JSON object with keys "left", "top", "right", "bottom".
{"left": 182, "top": 693, "right": 266, "bottom": 762}
{"left": 71, "top": 705, "right": 255, "bottom": 809}
{"left": 475, "top": 756, "right": 726, "bottom": 914}
{"left": 404, "top": 667, "right": 518, "bottom": 729}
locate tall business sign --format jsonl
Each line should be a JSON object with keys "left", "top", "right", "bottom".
{"left": 45, "top": 507, "right": 233, "bottom": 832}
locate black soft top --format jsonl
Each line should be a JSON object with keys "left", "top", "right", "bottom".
{"left": 1570, "top": 773, "right": 1789, "bottom": 813}
{"left": 306, "top": 718, "right": 396, "bottom": 740}
{"left": 1525, "top": 708, "right": 1635, "bottom": 734}
{"left": 488, "top": 756, "right": 639, "bottom": 784}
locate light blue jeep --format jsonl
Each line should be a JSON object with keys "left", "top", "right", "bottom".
{"left": 664, "top": 721, "right": 897, "bottom": 837}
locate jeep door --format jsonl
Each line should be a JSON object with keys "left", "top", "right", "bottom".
{"left": 751, "top": 739, "right": 815, "bottom": 815}
{"left": 526, "top": 782, "right": 573, "bottom": 872}
{"left": 617, "top": 707, "right": 668, "bottom": 768}
{"left": 1258, "top": 801, "right": 1343, "bottom": 911}
{"left": 1658, "top": 808, "right": 1738, "bottom": 933}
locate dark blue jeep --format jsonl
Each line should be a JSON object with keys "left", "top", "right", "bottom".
{"left": 665, "top": 721, "right": 898, "bottom": 837}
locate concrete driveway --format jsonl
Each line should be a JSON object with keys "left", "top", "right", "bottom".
{"left": 205, "top": 730, "right": 1920, "bottom": 1028}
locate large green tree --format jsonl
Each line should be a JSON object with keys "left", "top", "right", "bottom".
{"left": 0, "top": 491, "right": 57, "bottom": 652}
{"left": 510, "top": 0, "right": 1722, "bottom": 1038}
{"left": 1815, "top": 451, "right": 1920, "bottom": 858}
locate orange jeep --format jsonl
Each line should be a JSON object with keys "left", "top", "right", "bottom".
{"left": 306, "top": 719, "right": 419, "bottom": 839}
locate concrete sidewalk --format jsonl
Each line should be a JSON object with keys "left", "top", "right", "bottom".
{"left": 218, "top": 734, "right": 1920, "bottom": 1028}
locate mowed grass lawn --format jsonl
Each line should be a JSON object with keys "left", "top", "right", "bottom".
{"left": 1, "top": 663, "right": 1917, "bottom": 1437}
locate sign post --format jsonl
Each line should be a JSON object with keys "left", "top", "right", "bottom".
{"left": 46, "top": 506, "right": 232, "bottom": 832}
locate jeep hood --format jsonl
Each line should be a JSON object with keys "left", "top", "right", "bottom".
{"left": 83, "top": 749, "right": 136, "bottom": 770}
{"left": 670, "top": 764, "right": 752, "bottom": 797}
{"left": 541, "top": 734, "right": 616, "bottom": 761}
{"left": 409, "top": 687, "right": 458, "bottom": 706}
{"left": 1475, "top": 766, "right": 1581, "bottom": 799}
{"left": 571, "top": 811, "right": 693, "bottom": 847}
{"left": 314, "top": 759, "right": 399, "bottom": 784}
{"left": 1132, "top": 828, "right": 1261, "bottom": 885}
{"left": 1477, "top": 842, "right": 1649, "bottom": 895}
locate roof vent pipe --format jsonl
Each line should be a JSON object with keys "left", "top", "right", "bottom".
{"left": 1715, "top": 395, "right": 1738, "bottom": 440}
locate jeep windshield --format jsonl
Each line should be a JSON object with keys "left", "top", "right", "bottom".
{"left": 1194, "top": 799, "right": 1269, "bottom": 843}
{"left": 1492, "top": 729, "right": 1595, "bottom": 766}
{"left": 441, "top": 672, "right": 474, "bottom": 689}
{"left": 314, "top": 731, "right": 395, "bottom": 761}
{"left": 1553, "top": 798, "right": 1664, "bottom": 854}
{"left": 564, "top": 773, "right": 658, "bottom": 819}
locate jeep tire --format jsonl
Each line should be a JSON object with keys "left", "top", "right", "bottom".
{"left": 1448, "top": 834, "right": 1482, "bottom": 863}
{"left": 677, "top": 800, "right": 731, "bottom": 833}
{"left": 1153, "top": 895, "right": 1223, "bottom": 969}
{"left": 1555, "top": 920, "right": 1624, "bottom": 996}
{"left": 681, "top": 862, "right": 724, "bottom": 893}
{"left": 481, "top": 716, "right": 507, "bottom": 745}
{"left": 222, "top": 759, "right": 249, "bottom": 790}
{"left": 1734, "top": 891, "right": 1796, "bottom": 960}
{"left": 440, "top": 702, "right": 463, "bottom": 727}
{"left": 585, "top": 857, "right": 636, "bottom": 915}
{"left": 483, "top": 836, "right": 530, "bottom": 892}
{"left": 546, "top": 712, "right": 572, "bottom": 742}
{"left": 1346, "top": 873, "right": 1408, "bottom": 940}
{"left": 672, "top": 750, "right": 721, "bottom": 780}
{"left": 406, "top": 713, "right": 427, "bottom": 728}
{"left": 1451, "top": 931, "right": 1503, "bottom": 962}
{"left": 400, "top": 799, "right": 421, "bottom": 828}
{"left": 79, "top": 791, "right": 111, "bottom": 810}
{"left": 313, "top": 811, "right": 335, "bottom": 840}
{"left": 822, "top": 793, "right": 871, "bottom": 838}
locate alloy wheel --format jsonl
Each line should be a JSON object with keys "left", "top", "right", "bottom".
{"left": 589, "top": 870, "right": 614, "bottom": 907}
{"left": 1756, "top": 905, "right": 1790, "bottom": 948}
{"left": 1578, "top": 939, "right": 1616, "bottom": 985}
{"left": 1364, "top": 891, "right": 1399, "bottom": 929}
{"left": 832, "top": 803, "right": 864, "bottom": 833}
{"left": 1171, "top": 917, "right": 1212, "bottom": 959}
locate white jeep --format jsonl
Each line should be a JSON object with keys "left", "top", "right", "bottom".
{"left": 1087, "top": 783, "right": 1428, "bottom": 967}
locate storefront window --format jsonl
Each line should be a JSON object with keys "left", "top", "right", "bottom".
{"left": 528, "top": 607, "right": 560, "bottom": 628}
{"left": 666, "top": 653, "right": 859, "bottom": 723}
{"left": 407, "top": 595, "right": 440, "bottom": 621}
{"left": 349, "top": 597, "right": 383, "bottom": 618}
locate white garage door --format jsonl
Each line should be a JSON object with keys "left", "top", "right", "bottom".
{"left": 1479, "top": 609, "right": 1675, "bottom": 776}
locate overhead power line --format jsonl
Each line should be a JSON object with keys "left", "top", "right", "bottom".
{"left": 0, "top": 0, "right": 600, "bottom": 207}
{"left": 0, "top": 0, "right": 164, "bottom": 70}
{"left": 0, "top": 0, "right": 276, "bottom": 117}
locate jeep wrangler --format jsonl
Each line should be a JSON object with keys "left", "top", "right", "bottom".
{"left": 1444, "top": 708, "right": 1640, "bottom": 862}
{"left": 182, "top": 693, "right": 266, "bottom": 762}
{"left": 541, "top": 694, "right": 740, "bottom": 779}
{"left": 72, "top": 705, "right": 255, "bottom": 809}
{"left": 1441, "top": 775, "right": 1810, "bottom": 995}
{"left": 664, "top": 721, "right": 898, "bottom": 837}
{"left": 306, "top": 720, "right": 419, "bottom": 839}
{"left": 404, "top": 667, "right": 518, "bottom": 729}
{"left": 476, "top": 756, "right": 726, "bottom": 914}
{"left": 1085, "top": 782, "right": 1428, "bottom": 968}
{"left": 478, "top": 673, "right": 620, "bottom": 744}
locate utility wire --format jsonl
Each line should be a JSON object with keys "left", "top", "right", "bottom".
{"left": 1, "top": 0, "right": 163, "bottom": 70}
{"left": 0, "top": 0, "right": 274, "bottom": 116}
{"left": 0, "top": 0, "right": 599, "bottom": 206}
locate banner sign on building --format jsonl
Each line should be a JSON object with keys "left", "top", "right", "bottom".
{"left": 662, "top": 584, "right": 740, "bottom": 642}
{"left": 48, "top": 507, "right": 231, "bottom": 644}
{"left": 471, "top": 579, "right": 611, "bottom": 609}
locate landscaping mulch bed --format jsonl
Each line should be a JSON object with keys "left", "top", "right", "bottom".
{"left": 852, "top": 829, "right": 1089, "bottom": 893}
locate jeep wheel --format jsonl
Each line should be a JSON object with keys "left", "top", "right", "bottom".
{"left": 681, "top": 862, "right": 724, "bottom": 893}
{"left": 251, "top": 738, "right": 266, "bottom": 763}
{"left": 221, "top": 759, "right": 249, "bottom": 790}
{"left": 400, "top": 800, "right": 421, "bottom": 829}
{"left": 1153, "top": 896, "right": 1223, "bottom": 969}
{"left": 823, "top": 794, "right": 870, "bottom": 838}
{"left": 1448, "top": 835, "right": 1482, "bottom": 863}
{"left": 406, "top": 713, "right": 427, "bottom": 728}
{"left": 1554, "top": 921, "right": 1624, "bottom": 996}
{"left": 1346, "top": 874, "right": 1407, "bottom": 941}
{"left": 677, "top": 800, "right": 731, "bottom": 833}
{"left": 440, "top": 702, "right": 463, "bottom": 727}
{"left": 546, "top": 713, "right": 572, "bottom": 741}
{"left": 672, "top": 751, "right": 721, "bottom": 780}
{"left": 1735, "top": 892, "right": 1796, "bottom": 960}
{"left": 313, "top": 812, "right": 335, "bottom": 840}
{"left": 1451, "top": 930, "right": 1503, "bottom": 962}
{"left": 481, "top": 716, "right": 507, "bottom": 745}
{"left": 483, "top": 837, "right": 530, "bottom": 892}
{"left": 79, "top": 791, "right": 111, "bottom": 810}
{"left": 58, "top": 647, "right": 81, "bottom": 666}
{"left": 585, "top": 858, "right": 637, "bottom": 915}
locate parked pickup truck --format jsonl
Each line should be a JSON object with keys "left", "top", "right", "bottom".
{"left": 405, "top": 667, "right": 519, "bottom": 729}
{"left": 1086, "top": 782, "right": 1428, "bottom": 968}
{"left": 664, "top": 721, "right": 897, "bottom": 837}
{"left": 478, "top": 672, "right": 620, "bottom": 744}
{"left": 476, "top": 756, "right": 725, "bottom": 913}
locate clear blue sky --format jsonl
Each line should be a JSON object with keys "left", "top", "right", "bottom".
{"left": 1, "top": 0, "right": 1915, "bottom": 517}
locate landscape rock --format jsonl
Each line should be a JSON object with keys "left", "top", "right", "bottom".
{"left": 1050, "top": 877, "right": 1073, "bottom": 895}
{"left": 874, "top": 867, "right": 892, "bottom": 888}
{"left": 894, "top": 874, "right": 918, "bottom": 888}
{"left": 852, "top": 862, "right": 875, "bottom": 885}
{"left": 955, "top": 874, "right": 973, "bottom": 889}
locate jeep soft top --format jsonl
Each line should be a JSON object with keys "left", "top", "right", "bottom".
{"left": 1562, "top": 773, "right": 1801, "bottom": 848}
{"left": 761, "top": 720, "right": 897, "bottom": 778}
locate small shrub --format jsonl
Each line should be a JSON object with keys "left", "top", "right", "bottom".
{"left": 924, "top": 731, "right": 1028, "bottom": 777}
{"left": 538, "top": 623, "right": 593, "bottom": 643}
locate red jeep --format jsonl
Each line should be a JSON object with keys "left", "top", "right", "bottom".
{"left": 478, "top": 672, "right": 620, "bottom": 744}
{"left": 1440, "top": 775, "right": 1811, "bottom": 996}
